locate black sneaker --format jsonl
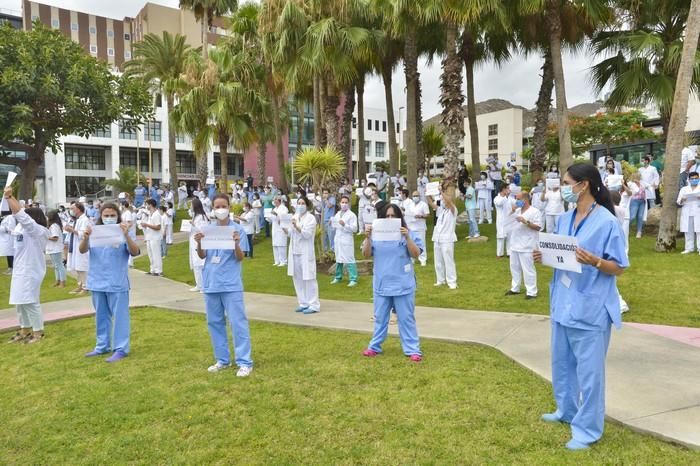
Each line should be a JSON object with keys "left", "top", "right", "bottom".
{"left": 525, "top": 295, "right": 537, "bottom": 300}
{"left": 504, "top": 290, "right": 520, "bottom": 296}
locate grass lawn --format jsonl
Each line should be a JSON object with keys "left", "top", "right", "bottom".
{"left": 139, "top": 218, "right": 699, "bottom": 329}
{"left": 0, "top": 308, "right": 695, "bottom": 464}
{"left": 0, "top": 268, "right": 78, "bottom": 307}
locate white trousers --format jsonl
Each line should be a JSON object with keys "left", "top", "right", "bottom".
{"left": 177, "top": 198, "right": 187, "bottom": 210}
{"left": 273, "top": 246, "right": 288, "bottom": 265}
{"left": 292, "top": 256, "right": 320, "bottom": 311}
{"left": 147, "top": 239, "right": 163, "bottom": 274}
{"left": 497, "top": 236, "right": 511, "bottom": 257}
{"left": 622, "top": 218, "right": 630, "bottom": 256}
{"left": 166, "top": 224, "right": 173, "bottom": 244}
{"left": 545, "top": 214, "right": 560, "bottom": 234}
{"left": 433, "top": 241, "right": 457, "bottom": 287}
{"left": 684, "top": 217, "right": 700, "bottom": 252}
{"left": 477, "top": 199, "right": 492, "bottom": 223}
{"left": 415, "top": 231, "right": 427, "bottom": 265}
{"left": 193, "top": 265, "right": 203, "bottom": 289}
{"left": 16, "top": 302, "right": 43, "bottom": 331}
{"left": 76, "top": 270, "right": 87, "bottom": 287}
{"left": 510, "top": 251, "right": 537, "bottom": 296}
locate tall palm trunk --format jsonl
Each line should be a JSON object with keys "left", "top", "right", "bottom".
{"left": 267, "top": 73, "right": 288, "bottom": 191}
{"left": 382, "top": 60, "right": 399, "bottom": 177}
{"left": 440, "top": 23, "right": 465, "bottom": 187}
{"left": 462, "top": 31, "right": 480, "bottom": 180}
{"left": 218, "top": 131, "right": 229, "bottom": 191}
{"left": 357, "top": 78, "right": 367, "bottom": 180}
{"left": 404, "top": 31, "right": 419, "bottom": 192}
{"left": 532, "top": 47, "right": 554, "bottom": 180}
{"left": 319, "top": 77, "right": 328, "bottom": 146}
{"left": 201, "top": 9, "right": 209, "bottom": 61}
{"left": 545, "top": 1, "right": 573, "bottom": 171}
{"left": 313, "top": 75, "right": 322, "bottom": 148}
{"left": 166, "top": 93, "right": 178, "bottom": 187}
{"left": 296, "top": 97, "right": 305, "bottom": 154}
{"left": 196, "top": 149, "right": 208, "bottom": 188}
{"left": 656, "top": 0, "right": 700, "bottom": 252}
{"left": 257, "top": 139, "right": 267, "bottom": 186}
{"left": 324, "top": 83, "right": 340, "bottom": 150}
{"left": 340, "top": 86, "right": 355, "bottom": 177}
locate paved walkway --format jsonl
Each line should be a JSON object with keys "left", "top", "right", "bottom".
{"left": 1, "top": 267, "right": 699, "bottom": 450}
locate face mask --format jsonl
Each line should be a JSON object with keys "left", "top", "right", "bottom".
{"left": 214, "top": 208, "right": 229, "bottom": 220}
{"left": 690, "top": 179, "right": 699, "bottom": 187}
{"left": 102, "top": 217, "right": 118, "bottom": 225}
{"left": 296, "top": 205, "right": 307, "bottom": 214}
{"left": 537, "top": 182, "right": 544, "bottom": 187}
{"left": 561, "top": 184, "right": 580, "bottom": 203}
{"left": 480, "top": 175, "right": 487, "bottom": 180}
{"left": 341, "top": 203, "right": 349, "bottom": 211}
{"left": 515, "top": 200, "right": 525, "bottom": 208}
{"left": 412, "top": 196, "right": 420, "bottom": 203}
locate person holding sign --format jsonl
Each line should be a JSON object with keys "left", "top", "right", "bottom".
{"left": 541, "top": 181, "right": 564, "bottom": 234}
{"left": 188, "top": 197, "right": 210, "bottom": 292}
{"left": 286, "top": 196, "right": 320, "bottom": 314}
{"left": 141, "top": 199, "right": 163, "bottom": 276}
{"left": 4, "top": 186, "right": 49, "bottom": 344}
{"left": 405, "top": 190, "right": 430, "bottom": 266}
{"left": 677, "top": 171, "right": 700, "bottom": 254}
{"left": 505, "top": 192, "right": 542, "bottom": 299}
{"left": 533, "top": 163, "right": 628, "bottom": 451}
{"left": 426, "top": 185, "right": 458, "bottom": 289}
{"left": 65, "top": 202, "right": 90, "bottom": 295}
{"left": 79, "top": 203, "right": 140, "bottom": 362}
{"left": 361, "top": 204, "right": 424, "bottom": 361}
{"left": 193, "top": 193, "right": 253, "bottom": 377}
{"left": 476, "top": 172, "right": 493, "bottom": 224}
{"left": 270, "top": 195, "right": 289, "bottom": 266}
{"left": 494, "top": 184, "right": 516, "bottom": 258}
{"left": 330, "top": 196, "right": 359, "bottom": 287}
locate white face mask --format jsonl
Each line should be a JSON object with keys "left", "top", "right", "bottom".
{"left": 102, "top": 217, "right": 118, "bottom": 225}
{"left": 297, "top": 205, "right": 307, "bottom": 214}
{"left": 213, "top": 208, "right": 229, "bottom": 220}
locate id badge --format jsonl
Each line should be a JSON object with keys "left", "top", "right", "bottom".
{"left": 212, "top": 256, "right": 221, "bottom": 264}
{"left": 560, "top": 272, "right": 571, "bottom": 288}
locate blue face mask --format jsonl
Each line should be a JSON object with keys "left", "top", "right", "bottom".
{"left": 515, "top": 200, "right": 525, "bottom": 208}
{"left": 561, "top": 183, "right": 580, "bottom": 203}
{"left": 102, "top": 217, "right": 118, "bottom": 225}
{"left": 690, "top": 179, "right": 700, "bottom": 187}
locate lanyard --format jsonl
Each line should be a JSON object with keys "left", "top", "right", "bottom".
{"left": 568, "top": 202, "right": 597, "bottom": 236}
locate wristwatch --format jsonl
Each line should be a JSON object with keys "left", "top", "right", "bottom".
{"left": 595, "top": 258, "right": 603, "bottom": 268}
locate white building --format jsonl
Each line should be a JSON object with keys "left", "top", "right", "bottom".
{"left": 349, "top": 106, "right": 400, "bottom": 178}
{"left": 463, "top": 107, "right": 524, "bottom": 169}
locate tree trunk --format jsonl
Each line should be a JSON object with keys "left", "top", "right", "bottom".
{"left": 313, "top": 75, "right": 322, "bottom": 148}
{"left": 319, "top": 77, "right": 328, "bottom": 147}
{"left": 20, "top": 149, "right": 41, "bottom": 200}
{"left": 297, "top": 97, "right": 305, "bottom": 155}
{"left": 196, "top": 149, "right": 208, "bottom": 189}
{"left": 415, "top": 74, "right": 424, "bottom": 183}
{"left": 404, "top": 31, "right": 419, "bottom": 192}
{"left": 545, "top": 1, "right": 573, "bottom": 171}
{"left": 357, "top": 78, "right": 366, "bottom": 181}
{"left": 267, "top": 73, "right": 288, "bottom": 192}
{"left": 656, "top": 0, "right": 700, "bottom": 252}
{"left": 439, "top": 23, "right": 465, "bottom": 187}
{"left": 202, "top": 9, "right": 209, "bottom": 61}
{"left": 257, "top": 139, "right": 267, "bottom": 186}
{"left": 532, "top": 47, "right": 555, "bottom": 180}
{"left": 341, "top": 87, "right": 355, "bottom": 178}
{"left": 166, "top": 93, "right": 178, "bottom": 187}
{"left": 218, "top": 131, "right": 229, "bottom": 191}
{"left": 462, "top": 32, "right": 481, "bottom": 180}
{"left": 382, "top": 61, "right": 399, "bottom": 179}
{"left": 324, "top": 83, "right": 340, "bottom": 150}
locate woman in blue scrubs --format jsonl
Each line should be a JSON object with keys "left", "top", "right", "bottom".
{"left": 193, "top": 193, "right": 253, "bottom": 377}
{"left": 361, "top": 203, "right": 424, "bottom": 362}
{"left": 534, "top": 163, "right": 629, "bottom": 450}
{"left": 80, "top": 203, "right": 140, "bottom": 363}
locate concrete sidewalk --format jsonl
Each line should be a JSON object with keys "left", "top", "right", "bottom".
{"left": 1, "top": 268, "right": 699, "bottom": 450}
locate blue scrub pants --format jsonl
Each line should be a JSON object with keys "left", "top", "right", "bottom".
{"left": 204, "top": 292, "right": 253, "bottom": 368}
{"left": 368, "top": 294, "right": 421, "bottom": 356}
{"left": 550, "top": 320, "right": 611, "bottom": 445}
{"left": 322, "top": 224, "right": 335, "bottom": 251}
{"left": 92, "top": 291, "right": 130, "bottom": 354}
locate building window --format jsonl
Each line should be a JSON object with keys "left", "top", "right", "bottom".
{"left": 65, "top": 176, "right": 105, "bottom": 198}
{"left": 107, "top": 30, "right": 114, "bottom": 38}
{"left": 92, "top": 126, "right": 111, "bottom": 138}
{"left": 51, "top": 18, "right": 59, "bottom": 28}
{"left": 364, "top": 140, "right": 371, "bottom": 157}
{"left": 107, "top": 48, "right": 114, "bottom": 57}
{"left": 367, "top": 119, "right": 372, "bottom": 131}
{"left": 31, "top": 15, "right": 38, "bottom": 21}
{"left": 89, "top": 45, "right": 97, "bottom": 54}
{"left": 351, "top": 139, "right": 356, "bottom": 156}
{"left": 119, "top": 120, "right": 138, "bottom": 140}
{"left": 119, "top": 148, "right": 161, "bottom": 173}
{"left": 64, "top": 146, "right": 106, "bottom": 170}
{"left": 176, "top": 133, "right": 187, "bottom": 144}
{"left": 89, "top": 26, "right": 96, "bottom": 34}
{"left": 375, "top": 142, "right": 386, "bottom": 158}
{"left": 155, "top": 94, "right": 162, "bottom": 108}
{"left": 352, "top": 117, "right": 356, "bottom": 129}
{"left": 396, "top": 123, "right": 400, "bottom": 133}
{"left": 382, "top": 121, "right": 387, "bottom": 132}
{"left": 176, "top": 151, "right": 196, "bottom": 174}
{"left": 488, "top": 124, "right": 498, "bottom": 136}
{"left": 124, "top": 33, "right": 130, "bottom": 40}
{"left": 488, "top": 138, "right": 498, "bottom": 151}
{"left": 375, "top": 120, "right": 379, "bottom": 131}
{"left": 144, "top": 121, "right": 162, "bottom": 142}
{"left": 71, "top": 23, "right": 78, "bottom": 31}
{"left": 214, "top": 154, "right": 239, "bottom": 176}
{"left": 125, "top": 51, "right": 131, "bottom": 60}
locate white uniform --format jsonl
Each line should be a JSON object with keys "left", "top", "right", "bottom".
{"left": 144, "top": 209, "right": 163, "bottom": 274}
{"left": 493, "top": 194, "right": 515, "bottom": 257}
{"left": 240, "top": 210, "right": 255, "bottom": 235}
{"left": 287, "top": 212, "right": 320, "bottom": 311}
{"left": 405, "top": 200, "right": 430, "bottom": 265}
{"left": 620, "top": 183, "right": 639, "bottom": 255}
{"left": 638, "top": 165, "right": 660, "bottom": 203}
{"left": 677, "top": 185, "right": 700, "bottom": 252}
{"left": 67, "top": 214, "right": 90, "bottom": 272}
{"left": 189, "top": 214, "right": 209, "bottom": 289}
{"left": 271, "top": 204, "right": 289, "bottom": 266}
{"left": 332, "top": 209, "right": 358, "bottom": 263}
{"left": 0, "top": 215, "right": 16, "bottom": 258}
{"left": 165, "top": 207, "right": 174, "bottom": 244}
{"left": 476, "top": 179, "right": 493, "bottom": 223}
{"left": 432, "top": 205, "right": 457, "bottom": 288}
{"left": 417, "top": 175, "right": 429, "bottom": 201}
{"left": 10, "top": 210, "right": 49, "bottom": 304}
{"left": 509, "top": 206, "right": 542, "bottom": 297}
{"left": 543, "top": 190, "right": 565, "bottom": 233}
{"left": 177, "top": 186, "right": 188, "bottom": 209}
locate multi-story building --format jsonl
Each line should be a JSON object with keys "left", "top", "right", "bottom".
{"left": 349, "top": 106, "right": 400, "bottom": 178}
{"left": 0, "top": 8, "right": 22, "bottom": 29}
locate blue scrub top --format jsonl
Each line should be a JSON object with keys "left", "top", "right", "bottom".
{"left": 202, "top": 221, "right": 250, "bottom": 293}
{"left": 371, "top": 231, "right": 424, "bottom": 297}
{"left": 550, "top": 206, "right": 629, "bottom": 330}
{"left": 323, "top": 196, "right": 336, "bottom": 223}
{"left": 86, "top": 243, "right": 131, "bottom": 292}
{"left": 149, "top": 187, "right": 160, "bottom": 207}
{"left": 208, "top": 184, "right": 216, "bottom": 200}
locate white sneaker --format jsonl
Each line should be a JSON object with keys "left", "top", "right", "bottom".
{"left": 434, "top": 282, "right": 445, "bottom": 287}
{"left": 207, "top": 362, "right": 231, "bottom": 373}
{"left": 448, "top": 284, "right": 458, "bottom": 290}
{"left": 681, "top": 250, "right": 694, "bottom": 255}
{"left": 420, "top": 262, "right": 426, "bottom": 267}
{"left": 189, "top": 286, "right": 200, "bottom": 292}
{"left": 236, "top": 366, "right": 253, "bottom": 377}
{"left": 273, "top": 262, "right": 280, "bottom": 266}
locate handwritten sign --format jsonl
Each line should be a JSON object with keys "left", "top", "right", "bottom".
{"left": 90, "top": 225, "right": 125, "bottom": 248}
{"left": 355, "top": 187, "right": 364, "bottom": 196}
{"left": 371, "top": 218, "right": 401, "bottom": 242}
{"left": 279, "top": 213, "right": 293, "bottom": 229}
{"left": 205, "top": 177, "right": 215, "bottom": 185}
{"left": 307, "top": 193, "right": 316, "bottom": 201}
{"left": 538, "top": 233, "right": 582, "bottom": 273}
{"left": 546, "top": 178, "right": 560, "bottom": 190}
{"left": 200, "top": 225, "right": 237, "bottom": 250}
{"left": 267, "top": 176, "right": 274, "bottom": 183}
{"left": 606, "top": 175, "right": 623, "bottom": 189}
{"left": 426, "top": 182, "right": 440, "bottom": 197}
{"left": 180, "top": 219, "right": 192, "bottom": 232}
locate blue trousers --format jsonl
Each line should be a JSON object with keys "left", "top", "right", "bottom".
{"left": 322, "top": 224, "right": 335, "bottom": 251}
{"left": 551, "top": 320, "right": 611, "bottom": 444}
{"left": 92, "top": 291, "right": 130, "bottom": 354}
{"left": 204, "top": 292, "right": 253, "bottom": 367}
{"left": 368, "top": 294, "right": 421, "bottom": 356}
{"left": 629, "top": 198, "right": 646, "bottom": 235}
{"left": 467, "top": 209, "right": 479, "bottom": 237}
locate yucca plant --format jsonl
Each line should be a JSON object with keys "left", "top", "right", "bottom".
{"left": 293, "top": 146, "right": 346, "bottom": 192}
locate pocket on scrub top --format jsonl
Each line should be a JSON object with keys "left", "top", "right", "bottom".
{"left": 568, "top": 289, "right": 605, "bottom": 326}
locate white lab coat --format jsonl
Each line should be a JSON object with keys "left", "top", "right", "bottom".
{"left": 677, "top": 186, "right": 700, "bottom": 232}
{"left": 189, "top": 214, "right": 209, "bottom": 269}
{"left": 287, "top": 212, "right": 317, "bottom": 280}
{"left": 10, "top": 210, "right": 49, "bottom": 304}
{"left": 0, "top": 215, "right": 16, "bottom": 257}
{"left": 639, "top": 166, "right": 660, "bottom": 200}
{"left": 332, "top": 209, "right": 357, "bottom": 263}
{"left": 271, "top": 204, "right": 289, "bottom": 247}
{"left": 67, "top": 214, "right": 90, "bottom": 272}
{"left": 493, "top": 194, "right": 516, "bottom": 239}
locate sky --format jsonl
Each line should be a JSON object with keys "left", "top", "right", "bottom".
{"left": 1, "top": 0, "right": 601, "bottom": 120}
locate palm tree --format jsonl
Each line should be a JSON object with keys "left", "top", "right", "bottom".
{"left": 422, "top": 125, "right": 444, "bottom": 177}
{"left": 179, "top": 0, "right": 238, "bottom": 60}
{"left": 293, "top": 146, "right": 346, "bottom": 192}
{"left": 656, "top": 0, "right": 700, "bottom": 251}
{"left": 125, "top": 32, "right": 193, "bottom": 187}
{"left": 103, "top": 168, "right": 144, "bottom": 198}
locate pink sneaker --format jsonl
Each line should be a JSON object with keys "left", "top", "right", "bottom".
{"left": 362, "top": 349, "right": 380, "bottom": 357}
{"left": 409, "top": 354, "right": 422, "bottom": 362}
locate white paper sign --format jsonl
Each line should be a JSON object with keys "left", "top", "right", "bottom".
{"left": 5, "top": 171, "right": 17, "bottom": 188}
{"left": 606, "top": 175, "right": 623, "bottom": 188}
{"left": 355, "top": 187, "right": 364, "bottom": 196}
{"left": 264, "top": 208, "right": 273, "bottom": 219}
{"left": 307, "top": 193, "right": 316, "bottom": 201}
{"left": 267, "top": 176, "right": 274, "bottom": 183}
{"left": 363, "top": 210, "right": 377, "bottom": 229}
{"left": 90, "top": 225, "right": 125, "bottom": 248}
{"left": 475, "top": 181, "right": 487, "bottom": 190}
{"left": 390, "top": 176, "right": 398, "bottom": 184}
{"left": 426, "top": 182, "right": 440, "bottom": 197}
{"left": 390, "top": 197, "right": 402, "bottom": 206}
{"left": 180, "top": 219, "right": 192, "bottom": 232}
{"left": 684, "top": 190, "right": 700, "bottom": 199}
{"left": 331, "top": 217, "right": 340, "bottom": 229}
{"left": 205, "top": 177, "right": 215, "bottom": 185}
{"left": 510, "top": 186, "right": 522, "bottom": 195}
{"left": 538, "top": 233, "right": 582, "bottom": 273}
{"left": 279, "top": 213, "right": 293, "bottom": 229}
{"left": 371, "top": 218, "right": 401, "bottom": 242}
{"left": 546, "top": 178, "right": 560, "bottom": 190}
{"left": 200, "top": 225, "right": 237, "bottom": 250}
{"left": 354, "top": 179, "right": 359, "bottom": 186}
